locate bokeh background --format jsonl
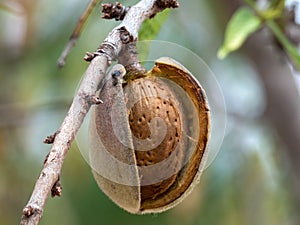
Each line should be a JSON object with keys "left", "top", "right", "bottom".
{"left": 1, "top": 0, "right": 300, "bottom": 225}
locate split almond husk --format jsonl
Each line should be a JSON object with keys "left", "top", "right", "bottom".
{"left": 89, "top": 57, "right": 210, "bottom": 214}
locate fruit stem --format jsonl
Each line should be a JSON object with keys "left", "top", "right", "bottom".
{"left": 118, "top": 41, "right": 147, "bottom": 81}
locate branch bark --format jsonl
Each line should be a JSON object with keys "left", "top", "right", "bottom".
{"left": 20, "top": 1, "right": 178, "bottom": 224}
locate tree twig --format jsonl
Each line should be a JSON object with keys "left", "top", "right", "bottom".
{"left": 20, "top": 0, "right": 178, "bottom": 224}
{"left": 57, "top": 0, "right": 100, "bottom": 68}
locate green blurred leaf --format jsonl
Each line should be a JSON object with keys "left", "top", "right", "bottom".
{"left": 267, "top": 20, "right": 300, "bottom": 70}
{"left": 138, "top": 9, "right": 170, "bottom": 41}
{"left": 218, "top": 7, "right": 262, "bottom": 59}
{"left": 138, "top": 9, "right": 170, "bottom": 62}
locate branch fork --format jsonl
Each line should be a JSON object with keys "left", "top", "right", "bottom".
{"left": 20, "top": 1, "right": 178, "bottom": 224}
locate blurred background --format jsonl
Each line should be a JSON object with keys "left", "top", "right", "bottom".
{"left": 1, "top": 0, "right": 300, "bottom": 224}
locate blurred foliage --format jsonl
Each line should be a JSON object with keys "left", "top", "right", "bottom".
{"left": 218, "top": 0, "right": 300, "bottom": 70}
{"left": 139, "top": 9, "right": 170, "bottom": 41}
{"left": 0, "top": 0, "right": 299, "bottom": 225}
{"left": 138, "top": 9, "right": 170, "bottom": 60}
{"left": 218, "top": 7, "right": 262, "bottom": 59}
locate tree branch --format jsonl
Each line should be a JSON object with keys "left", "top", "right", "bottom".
{"left": 20, "top": 0, "right": 178, "bottom": 224}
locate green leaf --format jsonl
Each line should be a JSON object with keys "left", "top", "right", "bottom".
{"left": 139, "top": 9, "right": 170, "bottom": 41}
{"left": 138, "top": 9, "right": 170, "bottom": 62}
{"left": 218, "top": 7, "right": 262, "bottom": 59}
{"left": 267, "top": 20, "right": 300, "bottom": 70}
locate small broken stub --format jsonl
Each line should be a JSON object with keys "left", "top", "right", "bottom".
{"left": 44, "top": 130, "right": 60, "bottom": 144}
{"left": 84, "top": 51, "right": 101, "bottom": 62}
{"left": 90, "top": 95, "right": 103, "bottom": 105}
{"left": 22, "top": 206, "right": 34, "bottom": 217}
{"left": 51, "top": 178, "right": 62, "bottom": 197}
{"left": 119, "top": 26, "right": 134, "bottom": 44}
{"left": 22, "top": 205, "right": 42, "bottom": 218}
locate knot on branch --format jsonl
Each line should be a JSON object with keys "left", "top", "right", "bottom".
{"left": 149, "top": 0, "right": 179, "bottom": 18}
{"left": 119, "top": 26, "right": 134, "bottom": 44}
{"left": 102, "top": 2, "right": 130, "bottom": 21}
{"left": 44, "top": 130, "right": 60, "bottom": 144}
{"left": 90, "top": 95, "right": 103, "bottom": 105}
{"left": 155, "top": 0, "right": 179, "bottom": 9}
{"left": 51, "top": 178, "right": 62, "bottom": 197}
{"left": 22, "top": 205, "right": 42, "bottom": 218}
